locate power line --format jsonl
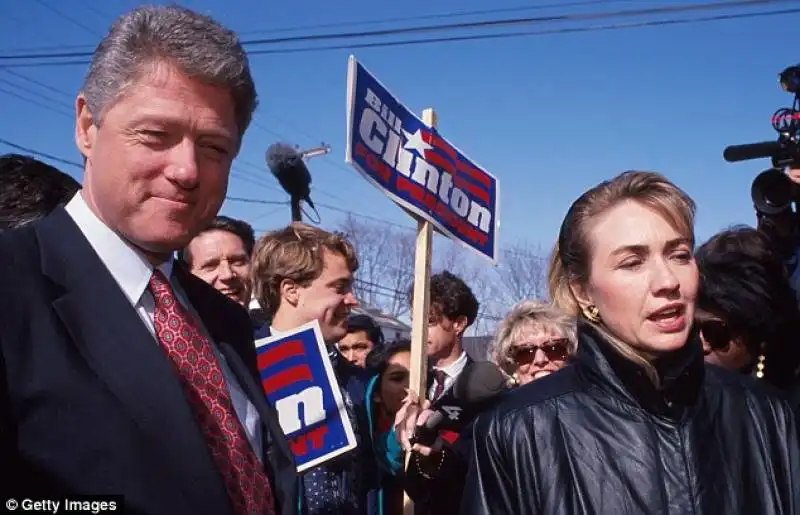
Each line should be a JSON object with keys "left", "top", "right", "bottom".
{"left": 0, "top": 60, "right": 90, "bottom": 69}
{"left": 226, "top": 196, "right": 288, "bottom": 206}
{"left": 0, "top": 138, "right": 83, "bottom": 168}
{"left": 0, "top": 68, "right": 73, "bottom": 101}
{"left": 0, "top": 82, "right": 73, "bottom": 119}
{"left": 30, "top": 0, "right": 97, "bottom": 36}
{"left": 237, "top": 0, "right": 623, "bottom": 36}
{"left": 0, "top": 73, "right": 74, "bottom": 115}
{"left": 241, "top": 0, "right": 789, "bottom": 46}
{"left": 244, "top": 7, "right": 800, "bottom": 56}
{"left": 0, "top": 0, "right": 786, "bottom": 61}
{"left": 2, "top": 7, "right": 794, "bottom": 68}
{"left": 0, "top": 1, "right": 617, "bottom": 54}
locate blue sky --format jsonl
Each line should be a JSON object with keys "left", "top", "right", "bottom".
{"left": 1, "top": 0, "right": 798, "bottom": 258}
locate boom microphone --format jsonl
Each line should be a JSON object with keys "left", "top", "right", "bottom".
{"left": 266, "top": 143, "right": 314, "bottom": 221}
{"left": 410, "top": 361, "right": 510, "bottom": 447}
{"left": 723, "top": 141, "right": 784, "bottom": 163}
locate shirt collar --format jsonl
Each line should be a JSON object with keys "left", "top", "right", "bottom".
{"left": 435, "top": 350, "right": 469, "bottom": 379}
{"left": 64, "top": 191, "right": 173, "bottom": 304}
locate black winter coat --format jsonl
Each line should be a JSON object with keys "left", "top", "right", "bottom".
{"left": 462, "top": 323, "right": 800, "bottom": 515}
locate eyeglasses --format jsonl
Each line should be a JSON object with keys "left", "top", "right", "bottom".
{"left": 510, "top": 338, "right": 570, "bottom": 364}
{"left": 698, "top": 320, "right": 731, "bottom": 351}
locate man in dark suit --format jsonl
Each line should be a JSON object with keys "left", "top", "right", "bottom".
{"left": 419, "top": 271, "right": 479, "bottom": 402}
{"left": 390, "top": 271, "right": 480, "bottom": 514}
{"left": 0, "top": 5, "right": 295, "bottom": 515}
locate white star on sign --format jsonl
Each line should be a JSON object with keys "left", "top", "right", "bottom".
{"left": 403, "top": 128, "right": 433, "bottom": 157}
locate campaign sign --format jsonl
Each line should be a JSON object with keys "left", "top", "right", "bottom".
{"left": 255, "top": 320, "right": 357, "bottom": 473}
{"left": 345, "top": 55, "right": 500, "bottom": 263}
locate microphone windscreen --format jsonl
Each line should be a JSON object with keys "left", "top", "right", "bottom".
{"left": 266, "top": 143, "right": 301, "bottom": 172}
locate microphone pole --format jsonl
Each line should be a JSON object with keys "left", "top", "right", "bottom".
{"left": 290, "top": 197, "right": 302, "bottom": 222}
{"left": 293, "top": 144, "right": 330, "bottom": 222}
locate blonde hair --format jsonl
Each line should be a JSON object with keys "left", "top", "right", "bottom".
{"left": 251, "top": 222, "right": 358, "bottom": 316}
{"left": 547, "top": 170, "right": 696, "bottom": 384}
{"left": 489, "top": 300, "right": 577, "bottom": 375}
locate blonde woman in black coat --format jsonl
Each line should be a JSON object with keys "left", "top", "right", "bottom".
{"left": 463, "top": 171, "right": 800, "bottom": 515}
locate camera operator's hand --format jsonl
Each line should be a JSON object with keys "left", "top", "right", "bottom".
{"left": 787, "top": 168, "right": 800, "bottom": 185}
{"left": 393, "top": 389, "right": 444, "bottom": 456}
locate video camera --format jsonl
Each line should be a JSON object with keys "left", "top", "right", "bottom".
{"left": 723, "top": 64, "right": 800, "bottom": 290}
{"left": 723, "top": 65, "right": 800, "bottom": 216}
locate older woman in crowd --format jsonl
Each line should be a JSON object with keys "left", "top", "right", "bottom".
{"left": 488, "top": 300, "right": 577, "bottom": 386}
{"left": 463, "top": 170, "right": 800, "bottom": 515}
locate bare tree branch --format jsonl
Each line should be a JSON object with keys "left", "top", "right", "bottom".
{"left": 338, "top": 215, "right": 414, "bottom": 317}
{"left": 494, "top": 242, "right": 549, "bottom": 306}
{"left": 338, "top": 218, "right": 549, "bottom": 336}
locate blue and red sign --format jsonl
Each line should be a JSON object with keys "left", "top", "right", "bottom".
{"left": 345, "top": 55, "right": 500, "bottom": 263}
{"left": 255, "top": 320, "right": 357, "bottom": 473}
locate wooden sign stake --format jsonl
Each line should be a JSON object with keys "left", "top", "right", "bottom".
{"left": 402, "top": 107, "right": 436, "bottom": 515}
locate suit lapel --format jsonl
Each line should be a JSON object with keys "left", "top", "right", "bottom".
{"left": 38, "top": 209, "right": 231, "bottom": 514}
{"left": 174, "top": 268, "right": 297, "bottom": 475}
{"left": 218, "top": 340, "right": 296, "bottom": 467}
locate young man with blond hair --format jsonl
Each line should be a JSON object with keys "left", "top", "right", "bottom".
{"left": 252, "top": 222, "right": 374, "bottom": 515}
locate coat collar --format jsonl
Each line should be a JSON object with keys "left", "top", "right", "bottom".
{"left": 576, "top": 320, "right": 705, "bottom": 417}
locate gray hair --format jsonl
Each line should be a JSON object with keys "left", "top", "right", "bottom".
{"left": 488, "top": 300, "right": 578, "bottom": 375}
{"left": 81, "top": 5, "right": 257, "bottom": 141}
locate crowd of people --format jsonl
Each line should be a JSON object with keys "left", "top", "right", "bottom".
{"left": 1, "top": 4, "right": 800, "bottom": 515}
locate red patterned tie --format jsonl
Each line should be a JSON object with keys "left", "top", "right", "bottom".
{"left": 148, "top": 269, "right": 276, "bottom": 515}
{"left": 432, "top": 369, "right": 447, "bottom": 401}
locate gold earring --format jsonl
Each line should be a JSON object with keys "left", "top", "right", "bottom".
{"left": 756, "top": 354, "right": 765, "bottom": 379}
{"left": 585, "top": 305, "right": 601, "bottom": 323}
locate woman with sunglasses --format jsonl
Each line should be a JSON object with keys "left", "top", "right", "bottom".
{"left": 462, "top": 171, "right": 800, "bottom": 515}
{"left": 488, "top": 300, "right": 577, "bottom": 386}
{"left": 695, "top": 226, "right": 800, "bottom": 391}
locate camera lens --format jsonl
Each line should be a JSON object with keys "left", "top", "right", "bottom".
{"left": 752, "top": 170, "right": 794, "bottom": 215}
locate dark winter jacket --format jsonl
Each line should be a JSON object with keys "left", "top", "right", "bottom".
{"left": 462, "top": 322, "right": 800, "bottom": 515}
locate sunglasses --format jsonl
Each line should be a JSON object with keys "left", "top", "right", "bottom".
{"left": 510, "top": 338, "right": 570, "bottom": 364}
{"left": 698, "top": 320, "right": 731, "bottom": 351}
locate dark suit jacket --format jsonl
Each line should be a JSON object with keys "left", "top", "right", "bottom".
{"left": 426, "top": 353, "right": 475, "bottom": 400}
{"left": 0, "top": 207, "right": 297, "bottom": 515}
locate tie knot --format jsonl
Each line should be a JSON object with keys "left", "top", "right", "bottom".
{"left": 148, "top": 269, "right": 172, "bottom": 297}
{"left": 434, "top": 369, "right": 446, "bottom": 383}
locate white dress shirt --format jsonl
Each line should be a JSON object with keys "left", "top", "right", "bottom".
{"left": 428, "top": 350, "right": 469, "bottom": 400}
{"left": 65, "top": 192, "right": 263, "bottom": 459}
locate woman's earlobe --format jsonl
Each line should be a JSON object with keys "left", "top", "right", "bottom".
{"left": 568, "top": 281, "right": 592, "bottom": 311}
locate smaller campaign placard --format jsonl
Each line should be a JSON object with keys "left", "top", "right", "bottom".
{"left": 255, "top": 320, "right": 357, "bottom": 473}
